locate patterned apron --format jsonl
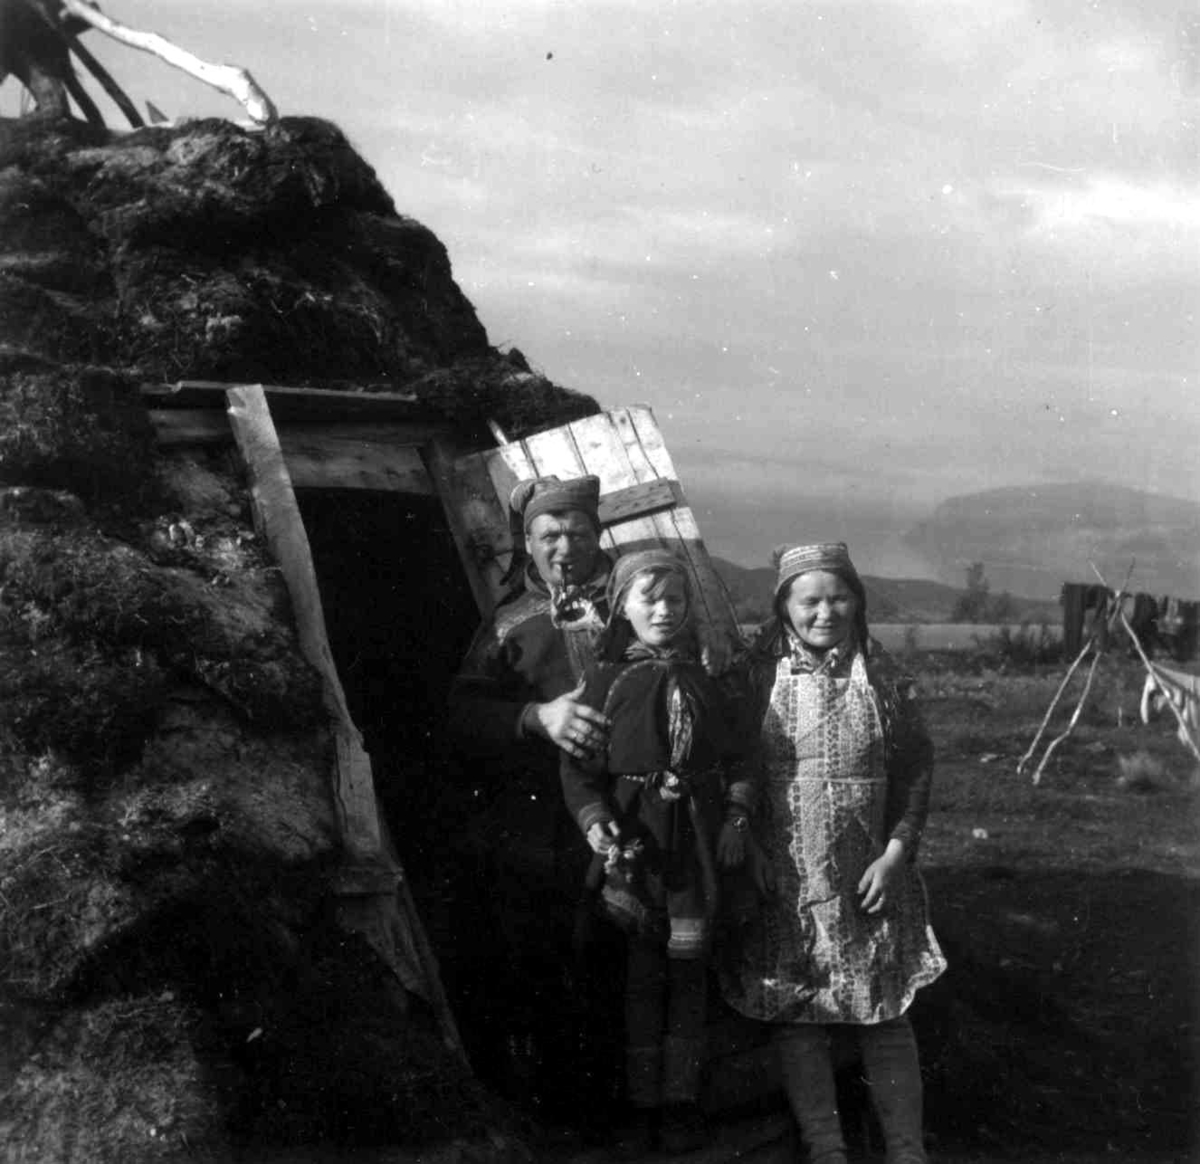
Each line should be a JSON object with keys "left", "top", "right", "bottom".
{"left": 721, "top": 648, "right": 945, "bottom": 1024}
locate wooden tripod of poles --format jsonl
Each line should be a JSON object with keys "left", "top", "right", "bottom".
{"left": 1018, "top": 562, "right": 1200, "bottom": 784}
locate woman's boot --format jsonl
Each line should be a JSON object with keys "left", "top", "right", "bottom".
{"left": 775, "top": 1025, "right": 847, "bottom": 1164}
{"left": 860, "top": 1016, "right": 929, "bottom": 1164}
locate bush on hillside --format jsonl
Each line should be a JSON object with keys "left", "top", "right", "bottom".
{"left": 974, "top": 622, "right": 1062, "bottom": 668}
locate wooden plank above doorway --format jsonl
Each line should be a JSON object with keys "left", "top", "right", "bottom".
{"left": 142, "top": 382, "right": 452, "bottom": 495}
{"left": 144, "top": 379, "right": 441, "bottom": 424}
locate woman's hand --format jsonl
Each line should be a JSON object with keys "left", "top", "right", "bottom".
{"left": 586, "top": 820, "right": 620, "bottom": 855}
{"left": 857, "top": 839, "right": 905, "bottom": 914}
{"left": 745, "top": 834, "right": 776, "bottom": 896}
{"left": 528, "top": 678, "right": 610, "bottom": 759}
{"left": 717, "top": 821, "right": 746, "bottom": 868}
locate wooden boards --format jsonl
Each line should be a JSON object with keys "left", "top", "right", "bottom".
{"left": 440, "top": 405, "right": 741, "bottom": 645}
{"left": 280, "top": 431, "right": 433, "bottom": 494}
{"left": 148, "top": 405, "right": 443, "bottom": 495}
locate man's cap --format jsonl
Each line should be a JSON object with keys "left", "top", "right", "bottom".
{"left": 510, "top": 475, "right": 602, "bottom": 531}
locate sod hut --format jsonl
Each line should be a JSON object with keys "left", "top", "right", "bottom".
{"left": 0, "top": 113, "right": 601, "bottom": 1162}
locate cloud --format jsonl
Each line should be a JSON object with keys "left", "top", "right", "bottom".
{"left": 36, "top": 0, "right": 1198, "bottom": 539}
{"left": 1017, "top": 174, "right": 1200, "bottom": 232}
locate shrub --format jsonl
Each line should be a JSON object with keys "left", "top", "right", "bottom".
{"left": 975, "top": 622, "right": 1062, "bottom": 668}
{"left": 1115, "top": 750, "right": 1170, "bottom": 793}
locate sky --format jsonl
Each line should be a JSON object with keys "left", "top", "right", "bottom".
{"left": 4, "top": 0, "right": 1198, "bottom": 576}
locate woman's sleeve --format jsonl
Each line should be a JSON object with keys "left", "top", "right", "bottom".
{"left": 885, "top": 675, "right": 935, "bottom": 859}
{"left": 718, "top": 656, "right": 766, "bottom": 816}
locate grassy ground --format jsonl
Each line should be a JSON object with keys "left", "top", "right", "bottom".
{"left": 911, "top": 649, "right": 1199, "bottom": 1161}
{"left": 243, "top": 647, "right": 1198, "bottom": 1164}
{"left": 588, "top": 648, "right": 1197, "bottom": 1162}
{"left": 404, "top": 646, "right": 1200, "bottom": 1164}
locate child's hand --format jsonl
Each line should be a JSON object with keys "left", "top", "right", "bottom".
{"left": 717, "top": 821, "right": 746, "bottom": 868}
{"left": 697, "top": 623, "right": 733, "bottom": 676}
{"left": 586, "top": 820, "right": 620, "bottom": 855}
{"left": 857, "top": 840, "right": 905, "bottom": 914}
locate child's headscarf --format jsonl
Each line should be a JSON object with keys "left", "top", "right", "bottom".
{"left": 600, "top": 548, "right": 693, "bottom": 660}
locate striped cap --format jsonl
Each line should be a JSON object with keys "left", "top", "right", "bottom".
{"left": 774, "top": 542, "right": 858, "bottom": 598}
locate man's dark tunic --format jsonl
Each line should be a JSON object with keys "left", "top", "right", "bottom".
{"left": 446, "top": 560, "right": 621, "bottom": 1116}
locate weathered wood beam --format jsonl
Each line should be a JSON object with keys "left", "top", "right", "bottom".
{"left": 599, "top": 478, "right": 682, "bottom": 526}
{"left": 423, "top": 436, "right": 499, "bottom": 617}
{"left": 149, "top": 409, "right": 452, "bottom": 450}
{"left": 283, "top": 437, "right": 434, "bottom": 495}
{"left": 148, "top": 409, "right": 231, "bottom": 446}
{"left": 223, "top": 386, "right": 382, "bottom": 858}
{"left": 149, "top": 411, "right": 438, "bottom": 495}
{"left": 142, "top": 381, "right": 446, "bottom": 425}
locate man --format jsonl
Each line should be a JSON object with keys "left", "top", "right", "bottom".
{"left": 448, "top": 473, "right": 614, "bottom": 768}
{"left": 446, "top": 474, "right": 623, "bottom": 1124}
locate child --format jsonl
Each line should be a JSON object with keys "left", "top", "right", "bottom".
{"left": 720, "top": 542, "right": 946, "bottom": 1164}
{"left": 560, "top": 548, "right": 754, "bottom": 1154}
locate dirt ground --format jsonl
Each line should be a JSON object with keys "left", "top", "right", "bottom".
{"left": 535, "top": 648, "right": 1198, "bottom": 1163}
{"left": 239, "top": 647, "right": 1198, "bottom": 1164}
{"left": 904, "top": 648, "right": 1198, "bottom": 1163}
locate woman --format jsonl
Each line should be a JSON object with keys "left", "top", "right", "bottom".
{"left": 720, "top": 542, "right": 946, "bottom": 1164}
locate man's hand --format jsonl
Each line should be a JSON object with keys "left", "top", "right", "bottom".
{"left": 528, "top": 678, "right": 610, "bottom": 759}
{"left": 857, "top": 839, "right": 905, "bottom": 914}
{"left": 586, "top": 819, "right": 620, "bottom": 855}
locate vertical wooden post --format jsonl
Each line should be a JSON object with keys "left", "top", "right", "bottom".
{"left": 1061, "top": 582, "right": 1085, "bottom": 659}
{"left": 225, "top": 385, "right": 467, "bottom": 1063}
{"left": 225, "top": 386, "right": 380, "bottom": 855}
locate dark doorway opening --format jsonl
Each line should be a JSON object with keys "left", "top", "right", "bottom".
{"left": 295, "top": 488, "right": 476, "bottom": 861}
{"left": 296, "top": 485, "right": 627, "bottom": 1132}
{"left": 297, "top": 487, "right": 563, "bottom": 1113}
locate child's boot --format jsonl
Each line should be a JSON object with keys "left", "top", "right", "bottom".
{"left": 659, "top": 1034, "right": 709, "bottom": 1153}
{"left": 776, "top": 1025, "right": 848, "bottom": 1164}
{"left": 860, "top": 1017, "right": 929, "bottom": 1164}
{"left": 616, "top": 1043, "right": 661, "bottom": 1155}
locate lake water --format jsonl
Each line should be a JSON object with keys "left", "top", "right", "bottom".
{"left": 872, "top": 622, "right": 1063, "bottom": 652}
{"left": 734, "top": 623, "right": 1065, "bottom": 652}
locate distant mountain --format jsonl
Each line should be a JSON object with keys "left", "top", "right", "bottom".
{"left": 902, "top": 481, "right": 1200, "bottom": 601}
{"left": 710, "top": 558, "right": 1059, "bottom": 625}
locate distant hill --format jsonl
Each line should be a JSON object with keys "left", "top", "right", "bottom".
{"left": 711, "top": 558, "right": 1059, "bottom": 626}
{"left": 902, "top": 481, "right": 1200, "bottom": 601}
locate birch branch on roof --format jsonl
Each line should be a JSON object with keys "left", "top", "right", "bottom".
{"left": 60, "top": 0, "right": 278, "bottom": 124}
